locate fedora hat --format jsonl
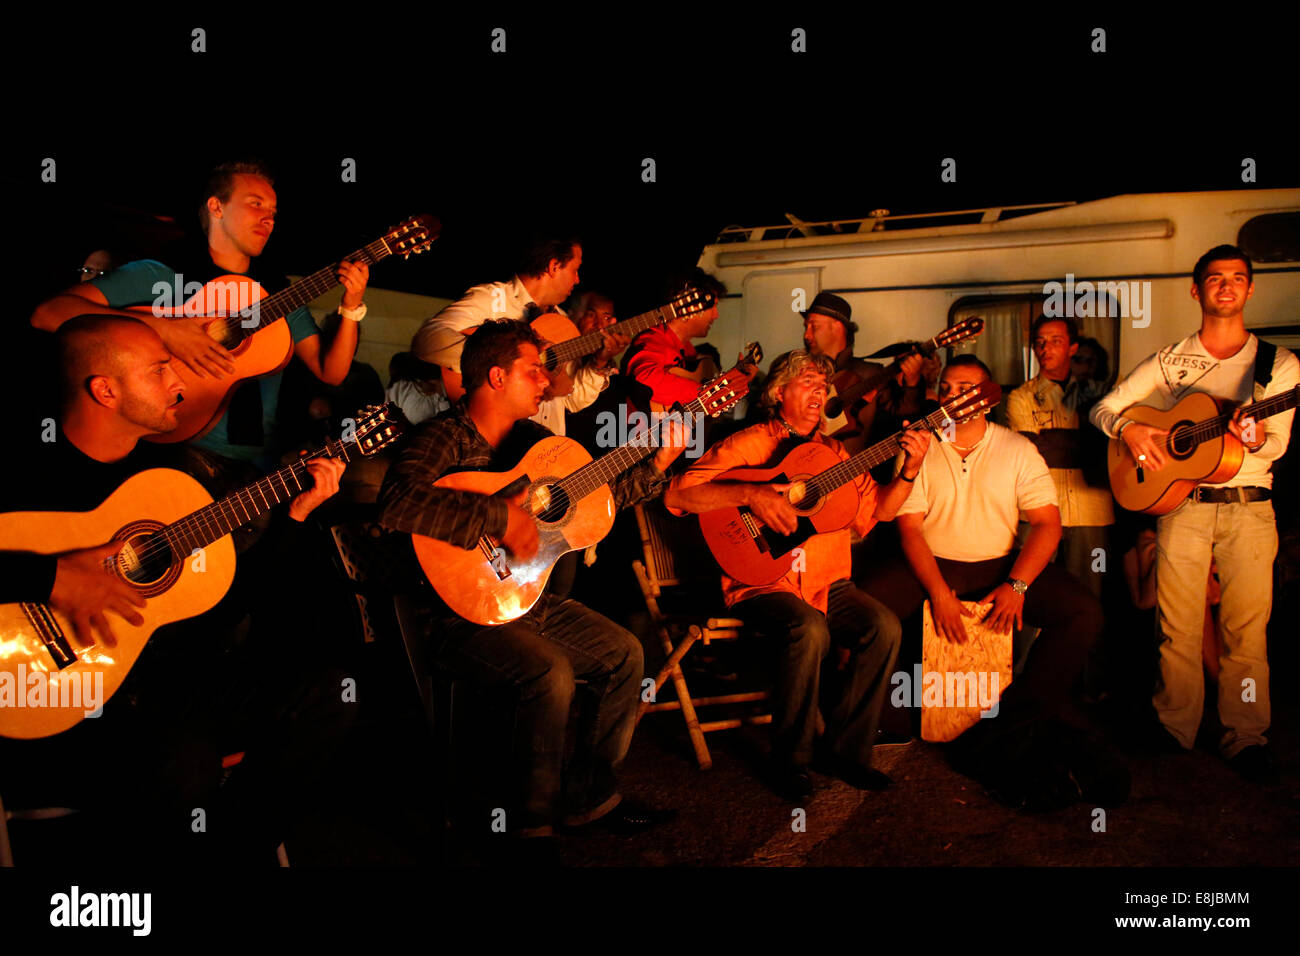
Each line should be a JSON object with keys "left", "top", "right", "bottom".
{"left": 800, "top": 291, "right": 854, "bottom": 329}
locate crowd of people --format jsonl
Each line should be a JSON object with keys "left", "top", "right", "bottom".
{"left": 2, "top": 158, "right": 1294, "bottom": 867}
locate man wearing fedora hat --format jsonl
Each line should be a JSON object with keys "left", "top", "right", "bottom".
{"left": 801, "top": 292, "right": 925, "bottom": 455}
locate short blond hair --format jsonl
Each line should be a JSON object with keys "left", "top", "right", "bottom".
{"left": 761, "top": 350, "right": 834, "bottom": 414}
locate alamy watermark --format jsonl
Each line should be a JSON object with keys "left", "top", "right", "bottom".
{"left": 49, "top": 886, "right": 151, "bottom": 936}
{"left": 594, "top": 406, "right": 706, "bottom": 459}
{"left": 152, "top": 274, "right": 261, "bottom": 328}
{"left": 1042, "top": 274, "right": 1151, "bottom": 329}
{"left": 0, "top": 664, "right": 103, "bottom": 717}
{"left": 890, "top": 665, "right": 1001, "bottom": 718}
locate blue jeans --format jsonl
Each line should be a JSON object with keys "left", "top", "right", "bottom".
{"left": 433, "top": 593, "right": 643, "bottom": 833}
{"left": 733, "top": 580, "right": 902, "bottom": 769}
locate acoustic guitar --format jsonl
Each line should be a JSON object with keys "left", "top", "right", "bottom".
{"left": 1107, "top": 385, "right": 1300, "bottom": 514}
{"left": 136, "top": 215, "right": 438, "bottom": 443}
{"left": 699, "top": 381, "right": 1002, "bottom": 586}
{"left": 0, "top": 404, "right": 405, "bottom": 739}
{"left": 822, "top": 317, "right": 985, "bottom": 439}
{"left": 441, "top": 286, "right": 717, "bottom": 402}
{"left": 413, "top": 344, "right": 762, "bottom": 625}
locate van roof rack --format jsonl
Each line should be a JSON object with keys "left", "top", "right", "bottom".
{"left": 715, "top": 201, "right": 1078, "bottom": 243}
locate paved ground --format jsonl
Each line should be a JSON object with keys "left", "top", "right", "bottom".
{"left": 274, "top": 594, "right": 1300, "bottom": 869}
{"left": 8, "top": 567, "right": 1297, "bottom": 871}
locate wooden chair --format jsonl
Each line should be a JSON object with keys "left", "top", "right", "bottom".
{"left": 632, "top": 502, "right": 770, "bottom": 770}
{"left": 328, "top": 511, "right": 412, "bottom": 645}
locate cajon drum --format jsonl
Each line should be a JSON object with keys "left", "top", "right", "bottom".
{"left": 920, "top": 600, "right": 1013, "bottom": 743}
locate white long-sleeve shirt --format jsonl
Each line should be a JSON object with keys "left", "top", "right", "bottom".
{"left": 410, "top": 275, "right": 608, "bottom": 437}
{"left": 1090, "top": 332, "right": 1298, "bottom": 489}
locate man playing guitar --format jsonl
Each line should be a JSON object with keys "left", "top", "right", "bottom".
{"left": 1090, "top": 245, "right": 1297, "bottom": 783}
{"left": 378, "top": 319, "right": 685, "bottom": 860}
{"left": 30, "top": 160, "right": 370, "bottom": 472}
{"left": 801, "top": 292, "right": 925, "bottom": 455}
{"left": 664, "top": 350, "right": 929, "bottom": 801}
{"left": 411, "top": 234, "right": 628, "bottom": 436}
{"left": 622, "top": 269, "right": 726, "bottom": 413}
{"left": 0, "top": 314, "right": 349, "bottom": 862}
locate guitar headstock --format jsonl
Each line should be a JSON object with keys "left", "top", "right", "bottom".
{"left": 696, "top": 342, "right": 764, "bottom": 418}
{"left": 349, "top": 403, "right": 409, "bottom": 455}
{"left": 929, "top": 317, "right": 985, "bottom": 353}
{"left": 668, "top": 286, "right": 717, "bottom": 320}
{"left": 937, "top": 380, "right": 1002, "bottom": 425}
{"left": 384, "top": 215, "right": 441, "bottom": 259}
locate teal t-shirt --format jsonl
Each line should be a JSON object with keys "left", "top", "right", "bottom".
{"left": 94, "top": 259, "right": 320, "bottom": 469}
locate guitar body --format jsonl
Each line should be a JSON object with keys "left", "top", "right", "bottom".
{"left": 132, "top": 274, "right": 295, "bottom": 444}
{"left": 698, "top": 442, "right": 861, "bottom": 585}
{"left": 412, "top": 437, "right": 616, "bottom": 625}
{"left": 0, "top": 470, "right": 235, "bottom": 739}
{"left": 1107, "top": 392, "right": 1244, "bottom": 514}
{"left": 532, "top": 312, "right": 582, "bottom": 398}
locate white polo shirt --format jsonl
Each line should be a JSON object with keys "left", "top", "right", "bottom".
{"left": 897, "top": 421, "right": 1059, "bottom": 562}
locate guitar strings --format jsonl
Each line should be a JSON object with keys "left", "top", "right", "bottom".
{"left": 212, "top": 240, "right": 389, "bottom": 336}
{"left": 1164, "top": 387, "right": 1298, "bottom": 452}
{"left": 545, "top": 294, "right": 703, "bottom": 365}
{"left": 536, "top": 379, "right": 732, "bottom": 511}
{"left": 119, "top": 442, "right": 351, "bottom": 571}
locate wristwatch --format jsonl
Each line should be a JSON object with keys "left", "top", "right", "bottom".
{"left": 340, "top": 302, "right": 367, "bottom": 323}
{"left": 1007, "top": 578, "right": 1029, "bottom": 595}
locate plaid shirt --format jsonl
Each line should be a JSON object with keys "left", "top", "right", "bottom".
{"left": 378, "top": 404, "right": 671, "bottom": 548}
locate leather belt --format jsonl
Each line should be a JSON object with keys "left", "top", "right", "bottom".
{"left": 1192, "top": 486, "right": 1272, "bottom": 504}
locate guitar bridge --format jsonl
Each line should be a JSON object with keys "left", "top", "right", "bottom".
{"left": 739, "top": 509, "right": 770, "bottom": 555}
{"left": 479, "top": 538, "right": 513, "bottom": 581}
{"left": 20, "top": 603, "right": 77, "bottom": 669}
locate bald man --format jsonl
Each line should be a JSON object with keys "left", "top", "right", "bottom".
{"left": 1, "top": 315, "right": 343, "bottom": 643}
{"left": 0, "top": 314, "right": 351, "bottom": 863}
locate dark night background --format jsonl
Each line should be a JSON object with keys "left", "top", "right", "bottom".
{"left": 12, "top": 12, "right": 1296, "bottom": 319}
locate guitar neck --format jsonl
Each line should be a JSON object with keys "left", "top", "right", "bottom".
{"left": 805, "top": 402, "right": 954, "bottom": 497}
{"left": 545, "top": 304, "right": 677, "bottom": 366}
{"left": 834, "top": 336, "right": 937, "bottom": 407}
{"left": 243, "top": 238, "right": 393, "bottom": 333}
{"left": 160, "top": 438, "right": 356, "bottom": 556}
{"left": 1173, "top": 385, "right": 1300, "bottom": 450}
{"left": 537, "top": 390, "right": 717, "bottom": 512}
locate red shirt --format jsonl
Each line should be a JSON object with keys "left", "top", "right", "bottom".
{"left": 624, "top": 325, "right": 701, "bottom": 408}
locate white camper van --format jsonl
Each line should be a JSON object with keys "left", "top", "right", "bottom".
{"left": 695, "top": 188, "right": 1300, "bottom": 396}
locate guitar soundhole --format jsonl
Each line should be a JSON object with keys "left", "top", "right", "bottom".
{"left": 206, "top": 318, "right": 238, "bottom": 348}
{"left": 792, "top": 482, "right": 821, "bottom": 512}
{"left": 115, "top": 522, "right": 181, "bottom": 598}
{"left": 1168, "top": 421, "right": 1197, "bottom": 460}
{"left": 535, "top": 485, "right": 572, "bottom": 525}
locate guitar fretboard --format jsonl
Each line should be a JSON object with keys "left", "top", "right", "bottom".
{"left": 543, "top": 303, "right": 679, "bottom": 368}
{"left": 231, "top": 238, "right": 393, "bottom": 339}
{"left": 159, "top": 438, "right": 355, "bottom": 557}
{"left": 1169, "top": 385, "right": 1300, "bottom": 450}
{"left": 529, "top": 368, "right": 750, "bottom": 511}
{"left": 804, "top": 402, "right": 957, "bottom": 498}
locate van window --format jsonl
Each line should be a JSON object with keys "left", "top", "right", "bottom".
{"left": 948, "top": 294, "right": 1120, "bottom": 418}
{"left": 1238, "top": 213, "right": 1300, "bottom": 263}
